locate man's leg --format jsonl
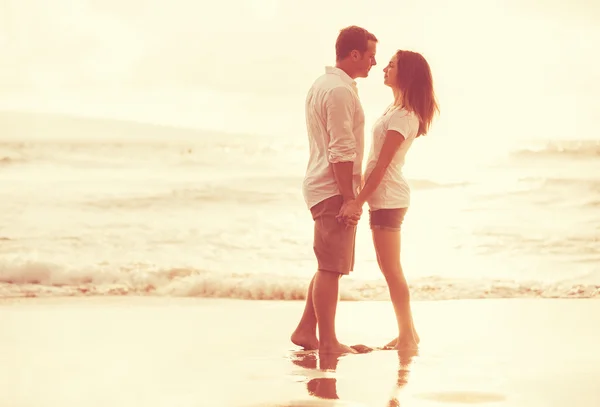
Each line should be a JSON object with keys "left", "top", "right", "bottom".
{"left": 310, "top": 196, "right": 357, "bottom": 355}
{"left": 291, "top": 273, "right": 319, "bottom": 350}
{"left": 312, "top": 269, "right": 350, "bottom": 353}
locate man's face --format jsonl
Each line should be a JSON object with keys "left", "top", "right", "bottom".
{"left": 354, "top": 40, "right": 377, "bottom": 78}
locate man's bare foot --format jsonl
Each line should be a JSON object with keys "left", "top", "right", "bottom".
{"left": 318, "top": 342, "right": 358, "bottom": 355}
{"left": 350, "top": 344, "right": 374, "bottom": 354}
{"left": 291, "top": 330, "right": 319, "bottom": 350}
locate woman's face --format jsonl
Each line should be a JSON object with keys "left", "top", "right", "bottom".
{"left": 383, "top": 54, "right": 398, "bottom": 88}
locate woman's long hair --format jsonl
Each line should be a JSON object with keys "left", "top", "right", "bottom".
{"left": 394, "top": 50, "right": 439, "bottom": 136}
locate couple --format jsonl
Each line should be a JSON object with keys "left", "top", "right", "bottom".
{"left": 291, "top": 25, "right": 439, "bottom": 355}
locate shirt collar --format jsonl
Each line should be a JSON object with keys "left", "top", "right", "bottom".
{"left": 325, "top": 66, "right": 358, "bottom": 94}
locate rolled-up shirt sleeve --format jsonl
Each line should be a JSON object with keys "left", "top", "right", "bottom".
{"left": 324, "top": 86, "right": 356, "bottom": 163}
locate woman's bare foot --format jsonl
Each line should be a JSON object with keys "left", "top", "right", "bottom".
{"left": 384, "top": 337, "right": 397, "bottom": 349}
{"left": 291, "top": 330, "right": 319, "bottom": 350}
{"left": 413, "top": 328, "right": 420, "bottom": 344}
{"left": 394, "top": 337, "right": 419, "bottom": 351}
{"left": 384, "top": 331, "right": 420, "bottom": 349}
{"left": 319, "top": 342, "right": 358, "bottom": 355}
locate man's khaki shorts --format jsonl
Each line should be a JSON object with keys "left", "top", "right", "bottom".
{"left": 310, "top": 195, "right": 357, "bottom": 275}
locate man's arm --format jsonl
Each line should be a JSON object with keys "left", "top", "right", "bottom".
{"left": 325, "top": 87, "right": 357, "bottom": 202}
{"left": 332, "top": 162, "right": 355, "bottom": 201}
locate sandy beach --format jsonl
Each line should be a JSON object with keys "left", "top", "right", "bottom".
{"left": 2, "top": 1, "right": 599, "bottom": 406}
{"left": 1, "top": 297, "right": 599, "bottom": 407}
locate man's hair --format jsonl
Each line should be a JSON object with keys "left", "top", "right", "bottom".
{"left": 335, "top": 25, "right": 378, "bottom": 61}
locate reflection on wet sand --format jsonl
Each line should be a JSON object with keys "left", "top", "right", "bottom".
{"left": 387, "top": 350, "right": 417, "bottom": 407}
{"left": 291, "top": 348, "right": 418, "bottom": 406}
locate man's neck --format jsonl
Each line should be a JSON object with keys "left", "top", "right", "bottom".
{"left": 335, "top": 62, "right": 356, "bottom": 79}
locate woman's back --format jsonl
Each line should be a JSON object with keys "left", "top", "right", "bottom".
{"left": 364, "top": 106, "right": 420, "bottom": 210}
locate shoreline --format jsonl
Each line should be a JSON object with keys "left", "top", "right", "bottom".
{"left": 1, "top": 292, "right": 599, "bottom": 305}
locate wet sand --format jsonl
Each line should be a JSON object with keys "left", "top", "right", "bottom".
{"left": 1, "top": 297, "right": 599, "bottom": 406}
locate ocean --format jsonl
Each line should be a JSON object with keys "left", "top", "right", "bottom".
{"left": 1, "top": 110, "right": 599, "bottom": 300}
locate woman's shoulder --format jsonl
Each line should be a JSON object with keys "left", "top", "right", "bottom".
{"left": 387, "top": 108, "right": 419, "bottom": 133}
{"left": 389, "top": 107, "right": 417, "bottom": 121}
{"left": 386, "top": 108, "right": 419, "bottom": 138}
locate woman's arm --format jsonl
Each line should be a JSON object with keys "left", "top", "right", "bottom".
{"left": 356, "top": 130, "right": 405, "bottom": 206}
{"left": 337, "top": 130, "right": 405, "bottom": 221}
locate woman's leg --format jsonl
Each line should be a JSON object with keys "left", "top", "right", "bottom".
{"left": 378, "top": 250, "right": 419, "bottom": 348}
{"left": 372, "top": 226, "right": 418, "bottom": 349}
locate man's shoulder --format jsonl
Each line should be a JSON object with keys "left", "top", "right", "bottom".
{"left": 307, "top": 79, "right": 355, "bottom": 108}
{"left": 311, "top": 71, "right": 353, "bottom": 92}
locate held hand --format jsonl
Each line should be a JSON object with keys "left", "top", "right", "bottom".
{"left": 336, "top": 199, "right": 363, "bottom": 226}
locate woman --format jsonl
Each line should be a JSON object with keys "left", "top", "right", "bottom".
{"left": 339, "top": 50, "right": 439, "bottom": 350}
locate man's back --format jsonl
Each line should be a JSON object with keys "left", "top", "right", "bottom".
{"left": 302, "top": 66, "right": 365, "bottom": 210}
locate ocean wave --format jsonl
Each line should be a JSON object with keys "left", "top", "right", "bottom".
{"left": 519, "top": 176, "right": 600, "bottom": 194}
{"left": 0, "top": 110, "right": 217, "bottom": 142}
{"left": 512, "top": 140, "right": 600, "bottom": 159}
{"left": 0, "top": 156, "right": 19, "bottom": 166}
{"left": 83, "top": 175, "right": 468, "bottom": 210}
{"left": 1, "top": 260, "right": 598, "bottom": 300}
{"left": 585, "top": 199, "right": 600, "bottom": 208}
{"left": 85, "top": 177, "right": 302, "bottom": 208}
{"left": 409, "top": 179, "right": 470, "bottom": 190}
{"left": 0, "top": 145, "right": 28, "bottom": 166}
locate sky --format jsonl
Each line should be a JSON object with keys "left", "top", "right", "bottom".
{"left": 0, "top": 0, "right": 599, "bottom": 140}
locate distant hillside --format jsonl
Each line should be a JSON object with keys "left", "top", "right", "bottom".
{"left": 0, "top": 110, "right": 238, "bottom": 143}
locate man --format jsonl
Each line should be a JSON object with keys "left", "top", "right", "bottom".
{"left": 291, "top": 25, "right": 378, "bottom": 354}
